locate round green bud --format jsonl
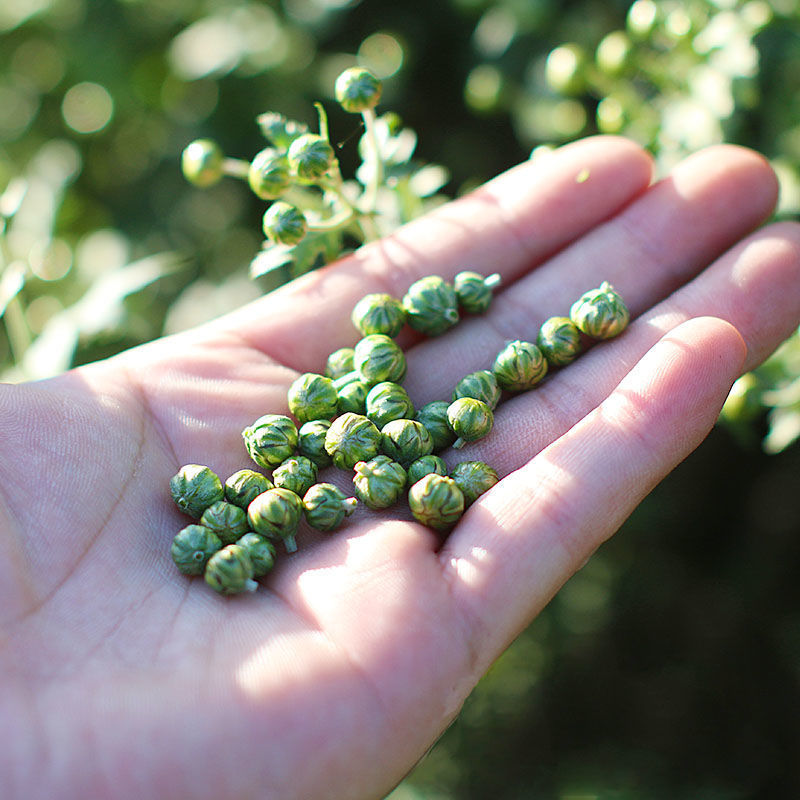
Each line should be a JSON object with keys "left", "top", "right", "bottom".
{"left": 381, "top": 418, "right": 433, "bottom": 467}
{"left": 171, "top": 524, "right": 222, "bottom": 576}
{"left": 204, "top": 544, "right": 257, "bottom": 595}
{"left": 297, "top": 419, "right": 333, "bottom": 468}
{"left": 353, "top": 455, "right": 407, "bottom": 510}
{"left": 324, "top": 412, "right": 382, "bottom": 470}
{"left": 351, "top": 293, "right": 406, "bottom": 338}
{"left": 719, "top": 372, "right": 762, "bottom": 425}
{"left": 492, "top": 340, "right": 548, "bottom": 392}
{"left": 287, "top": 133, "right": 335, "bottom": 181}
{"left": 181, "top": 139, "right": 224, "bottom": 188}
{"left": 333, "top": 371, "right": 370, "bottom": 415}
{"left": 453, "top": 271, "right": 501, "bottom": 314}
{"left": 569, "top": 281, "right": 630, "bottom": 339}
{"left": 537, "top": 316, "right": 583, "bottom": 366}
{"left": 544, "top": 43, "right": 588, "bottom": 95}
{"left": 415, "top": 400, "right": 457, "bottom": 452}
{"left": 262, "top": 201, "right": 307, "bottom": 246}
{"left": 353, "top": 334, "right": 407, "bottom": 385}
{"left": 248, "top": 147, "right": 290, "bottom": 200}
{"left": 170, "top": 464, "right": 225, "bottom": 518}
{"left": 325, "top": 347, "right": 355, "bottom": 379}
{"left": 450, "top": 460, "right": 499, "bottom": 506}
{"left": 288, "top": 372, "right": 339, "bottom": 424}
{"left": 402, "top": 275, "right": 460, "bottom": 336}
{"left": 335, "top": 67, "right": 383, "bottom": 113}
{"left": 447, "top": 397, "right": 494, "bottom": 449}
{"left": 452, "top": 369, "right": 501, "bottom": 410}
{"left": 256, "top": 111, "right": 309, "bottom": 149}
{"left": 272, "top": 455, "right": 319, "bottom": 497}
{"left": 242, "top": 414, "right": 299, "bottom": 470}
{"left": 200, "top": 500, "right": 251, "bottom": 546}
{"left": 408, "top": 474, "right": 464, "bottom": 532}
{"left": 365, "top": 381, "right": 415, "bottom": 429}
{"left": 302, "top": 483, "right": 358, "bottom": 531}
{"left": 406, "top": 454, "right": 448, "bottom": 488}
{"left": 596, "top": 30, "right": 632, "bottom": 76}
{"left": 235, "top": 532, "right": 276, "bottom": 578}
{"left": 247, "top": 488, "right": 304, "bottom": 553}
{"left": 224, "top": 468, "right": 274, "bottom": 510}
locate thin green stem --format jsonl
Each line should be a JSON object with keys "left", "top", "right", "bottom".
{"left": 361, "top": 108, "right": 383, "bottom": 214}
{"left": 223, "top": 158, "right": 250, "bottom": 180}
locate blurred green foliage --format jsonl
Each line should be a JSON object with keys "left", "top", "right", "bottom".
{"left": 2, "top": 0, "right": 800, "bottom": 797}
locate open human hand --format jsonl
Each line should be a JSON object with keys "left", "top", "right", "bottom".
{"left": 1, "top": 136, "right": 799, "bottom": 800}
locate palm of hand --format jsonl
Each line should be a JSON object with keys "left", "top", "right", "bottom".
{"left": 1, "top": 137, "right": 798, "bottom": 800}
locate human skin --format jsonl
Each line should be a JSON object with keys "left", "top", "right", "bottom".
{"left": 1, "top": 136, "right": 799, "bottom": 800}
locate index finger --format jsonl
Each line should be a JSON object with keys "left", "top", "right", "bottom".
{"left": 210, "top": 136, "right": 654, "bottom": 371}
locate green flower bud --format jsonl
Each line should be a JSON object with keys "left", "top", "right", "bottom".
{"left": 235, "top": 532, "right": 276, "bottom": 578}
{"left": 353, "top": 334, "right": 407, "bottom": 385}
{"left": 353, "top": 455, "right": 407, "bottom": 510}
{"left": 365, "top": 381, "right": 415, "bottom": 429}
{"left": 452, "top": 369, "right": 501, "bottom": 410}
{"left": 224, "top": 468, "right": 274, "bottom": 510}
{"left": 325, "top": 347, "right": 355, "bottom": 379}
{"left": 242, "top": 414, "right": 299, "bottom": 469}
{"left": 170, "top": 464, "right": 224, "bottom": 518}
{"left": 204, "top": 544, "right": 257, "bottom": 595}
{"left": 335, "top": 67, "right": 383, "bottom": 113}
{"left": 381, "top": 418, "right": 433, "bottom": 467}
{"left": 596, "top": 30, "right": 632, "bottom": 77}
{"left": 287, "top": 133, "right": 335, "bottom": 181}
{"left": 297, "top": 419, "right": 333, "bottom": 468}
{"left": 453, "top": 271, "right": 501, "bottom": 314}
{"left": 447, "top": 397, "right": 494, "bottom": 449}
{"left": 450, "top": 460, "right": 499, "bottom": 506}
{"left": 569, "top": 281, "right": 630, "bottom": 339}
{"left": 544, "top": 43, "right": 588, "bottom": 95}
{"left": 287, "top": 372, "right": 339, "bottom": 424}
{"left": 333, "top": 370, "right": 370, "bottom": 415}
{"left": 200, "top": 500, "right": 251, "bottom": 546}
{"left": 247, "top": 487, "right": 304, "bottom": 553}
{"left": 262, "top": 201, "right": 307, "bottom": 246}
{"left": 492, "top": 340, "right": 548, "bottom": 391}
{"left": 351, "top": 293, "right": 406, "bottom": 338}
{"left": 256, "top": 111, "right": 309, "bottom": 149}
{"left": 406, "top": 454, "right": 448, "bottom": 488}
{"left": 171, "top": 524, "right": 222, "bottom": 576}
{"left": 302, "top": 483, "right": 358, "bottom": 531}
{"left": 324, "top": 412, "right": 382, "bottom": 470}
{"left": 415, "top": 401, "right": 457, "bottom": 452}
{"left": 402, "top": 275, "right": 460, "bottom": 336}
{"left": 272, "top": 455, "right": 319, "bottom": 497}
{"left": 248, "top": 147, "right": 290, "bottom": 200}
{"left": 537, "top": 316, "right": 583, "bottom": 366}
{"left": 408, "top": 474, "right": 464, "bottom": 532}
{"left": 181, "top": 139, "right": 224, "bottom": 188}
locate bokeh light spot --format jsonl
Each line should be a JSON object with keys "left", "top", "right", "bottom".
{"left": 62, "top": 82, "right": 114, "bottom": 134}
{"left": 358, "top": 32, "right": 404, "bottom": 79}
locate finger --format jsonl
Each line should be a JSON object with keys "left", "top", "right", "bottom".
{"left": 401, "top": 143, "right": 779, "bottom": 404}
{"left": 441, "top": 316, "right": 747, "bottom": 675}
{"left": 436, "top": 219, "right": 800, "bottom": 477}
{"left": 210, "top": 136, "right": 654, "bottom": 370}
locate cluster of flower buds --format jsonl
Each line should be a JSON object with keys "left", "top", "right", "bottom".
{"left": 167, "top": 275, "right": 629, "bottom": 595}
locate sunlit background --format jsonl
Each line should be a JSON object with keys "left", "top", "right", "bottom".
{"left": 2, "top": 1, "right": 800, "bottom": 797}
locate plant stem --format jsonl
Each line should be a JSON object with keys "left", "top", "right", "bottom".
{"left": 361, "top": 107, "right": 383, "bottom": 214}
{"left": 223, "top": 158, "right": 250, "bottom": 180}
